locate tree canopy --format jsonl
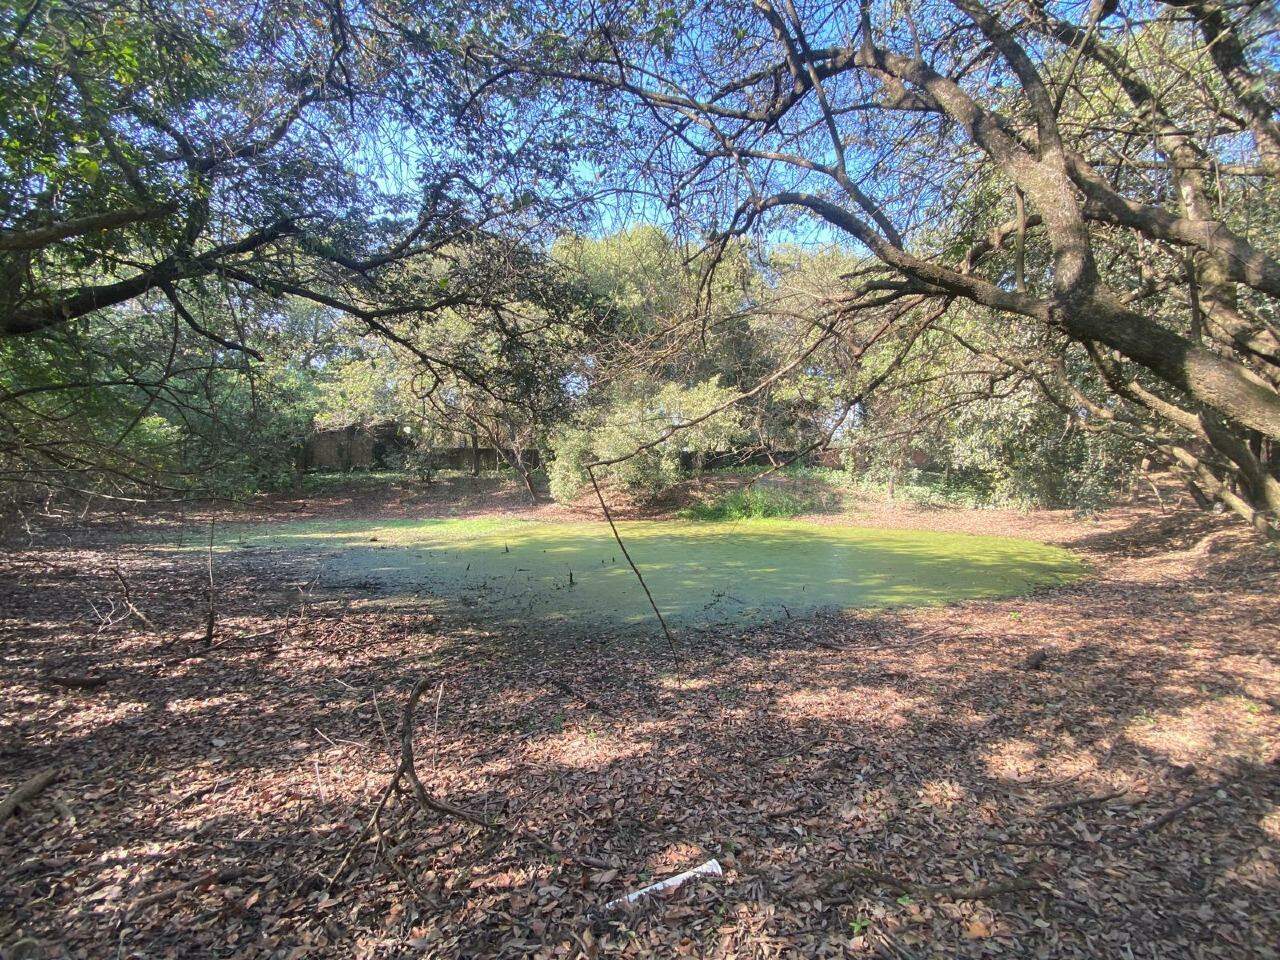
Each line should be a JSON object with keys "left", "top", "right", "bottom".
{"left": 454, "top": 0, "right": 1279, "bottom": 528}
{"left": 2, "top": 0, "right": 1278, "bottom": 531}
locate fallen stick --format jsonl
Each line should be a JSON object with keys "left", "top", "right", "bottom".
{"left": 202, "top": 518, "right": 217, "bottom": 646}
{"left": 811, "top": 640, "right": 852, "bottom": 652}
{"left": 0, "top": 769, "right": 59, "bottom": 824}
{"left": 112, "top": 566, "right": 156, "bottom": 631}
{"left": 815, "top": 628, "right": 946, "bottom": 654}
{"left": 605, "top": 858, "right": 723, "bottom": 910}
{"left": 1123, "top": 790, "right": 1217, "bottom": 843}
{"left": 994, "top": 836, "right": 1075, "bottom": 852}
{"left": 400, "top": 681, "right": 609, "bottom": 869}
{"left": 396, "top": 677, "right": 502, "bottom": 830}
{"left": 587, "top": 466, "right": 680, "bottom": 665}
{"left": 125, "top": 868, "right": 241, "bottom": 920}
{"left": 767, "top": 736, "right": 823, "bottom": 764}
{"left": 331, "top": 675, "right": 610, "bottom": 888}
{"left": 158, "top": 777, "right": 228, "bottom": 816}
{"left": 42, "top": 673, "right": 114, "bottom": 691}
{"left": 1120, "top": 757, "right": 1277, "bottom": 847}
{"left": 208, "top": 629, "right": 278, "bottom": 649}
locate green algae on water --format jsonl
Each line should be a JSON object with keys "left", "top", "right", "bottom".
{"left": 193, "top": 517, "right": 1084, "bottom": 635}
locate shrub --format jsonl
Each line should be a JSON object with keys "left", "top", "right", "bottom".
{"left": 849, "top": 466, "right": 993, "bottom": 509}
{"left": 547, "top": 377, "right": 745, "bottom": 504}
{"left": 681, "top": 484, "right": 819, "bottom": 521}
{"left": 547, "top": 428, "right": 594, "bottom": 503}
{"left": 386, "top": 446, "right": 439, "bottom": 484}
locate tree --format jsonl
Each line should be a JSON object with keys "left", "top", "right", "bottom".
{"left": 547, "top": 376, "right": 746, "bottom": 503}
{"left": 408, "top": 255, "right": 601, "bottom": 501}
{"left": 475, "top": 0, "right": 1280, "bottom": 533}
{"left": 0, "top": 0, "right": 590, "bottom": 501}
{"left": 545, "top": 226, "right": 773, "bottom": 501}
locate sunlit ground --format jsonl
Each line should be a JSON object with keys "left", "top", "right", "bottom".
{"left": 176, "top": 517, "right": 1084, "bottom": 633}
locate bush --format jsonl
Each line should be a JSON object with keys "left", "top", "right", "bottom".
{"left": 546, "top": 428, "right": 594, "bottom": 503}
{"left": 849, "top": 466, "right": 993, "bottom": 509}
{"left": 547, "top": 377, "right": 745, "bottom": 504}
{"left": 681, "top": 484, "right": 820, "bottom": 521}
{"left": 386, "top": 446, "right": 439, "bottom": 484}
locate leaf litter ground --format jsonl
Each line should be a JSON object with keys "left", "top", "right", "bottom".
{"left": 1, "top": 488, "right": 1277, "bottom": 959}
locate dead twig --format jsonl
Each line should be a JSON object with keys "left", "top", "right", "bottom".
{"left": 1120, "top": 760, "right": 1277, "bottom": 846}
{"left": 811, "top": 640, "right": 853, "bottom": 652}
{"left": 0, "top": 768, "right": 59, "bottom": 824}
{"left": 545, "top": 676, "right": 616, "bottom": 716}
{"left": 327, "top": 779, "right": 397, "bottom": 888}
{"left": 112, "top": 565, "right": 156, "bottom": 631}
{"left": 587, "top": 466, "right": 680, "bottom": 665}
{"left": 41, "top": 673, "right": 114, "bottom": 691}
{"left": 431, "top": 680, "right": 444, "bottom": 772}
{"left": 395, "top": 676, "right": 497, "bottom": 829}
{"left": 993, "top": 836, "right": 1076, "bottom": 852}
{"left": 207, "top": 629, "right": 278, "bottom": 651}
{"left": 330, "top": 675, "right": 610, "bottom": 888}
{"left": 202, "top": 518, "right": 216, "bottom": 646}
{"left": 815, "top": 628, "right": 946, "bottom": 655}
{"left": 124, "top": 867, "right": 241, "bottom": 920}
{"left": 767, "top": 736, "right": 823, "bottom": 764}
{"left": 158, "top": 778, "right": 228, "bottom": 816}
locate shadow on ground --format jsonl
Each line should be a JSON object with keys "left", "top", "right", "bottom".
{"left": 1, "top": 507, "right": 1277, "bottom": 958}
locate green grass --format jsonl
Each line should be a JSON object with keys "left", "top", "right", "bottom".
{"left": 851, "top": 472, "right": 992, "bottom": 509}
{"left": 299, "top": 467, "right": 529, "bottom": 496}
{"left": 680, "top": 485, "right": 822, "bottom": 521}
{"left": 184, "top": 516, "right": 1085, "bottom": 635}
{"left": 300, "top": 470, "right": 411, "bottom": 494}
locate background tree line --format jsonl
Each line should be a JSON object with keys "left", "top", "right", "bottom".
{"left": 2, "top": 0, "right": 1277, "bottom": 531}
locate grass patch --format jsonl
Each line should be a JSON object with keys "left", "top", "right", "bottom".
{"left": 299, "top": 467, "right": 527, "bottom": 496}
{"left": 300, "top": 470, "right": 411, "bottom": 494}
{"left": 850, "top": 470, "right": 996, "bottom": 510}
{"left": 680, "top": 485, "right": 821, "bottom": 521}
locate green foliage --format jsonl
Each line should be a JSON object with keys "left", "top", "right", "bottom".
{"left": 850, "top": 468, "right": 988, "bottom": 510}
{"left": 845, "top": 318, "right": 1143, "bottom": 511}
{"left": 0, "top": 0, "right": 595, "bottom": 510}
{"left": 300, "top": 471, "right": 410, "bottom": 496}
{"left": 547, "top": 377, "right": 745, "bottom": 503}
{"left": 3, "top": 0, "right": 1275, "bottom": 536}
{"left": 312, "top": 351, "right": 408, "bottom": 432}
{"left": 941, "top": 388, "right": 1135, "bottom": 511}
{"left": 680, "top": 484, "right": 820, "bottom": 521}
{"left": 386, "top": 446, "right": 440, "bottom": 484}
{"left": 546, "top": 428, "right": 596, "bottom": 503}
{"left": 553, "top": 226, "right": 694, "bottom": 336}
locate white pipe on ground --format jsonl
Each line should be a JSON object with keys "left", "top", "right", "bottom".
{"left": 604, "top": 858, "right": 724, "bottom": 910}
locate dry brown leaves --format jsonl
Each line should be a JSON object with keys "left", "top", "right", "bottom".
{"left": 1, "top": 497, "right": 1277, "bottom": 959}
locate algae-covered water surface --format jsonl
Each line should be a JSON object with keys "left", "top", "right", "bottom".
{"left": 206, "top": 518, "right": 1083, "bottom": 635}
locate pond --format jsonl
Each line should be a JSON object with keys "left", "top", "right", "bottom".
{"left": 208, "top": 518, "right": 1084, "bottom": 635}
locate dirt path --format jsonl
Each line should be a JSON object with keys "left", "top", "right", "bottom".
{"left": 2, "top": 493, "right": 1277, "bottom": 958}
